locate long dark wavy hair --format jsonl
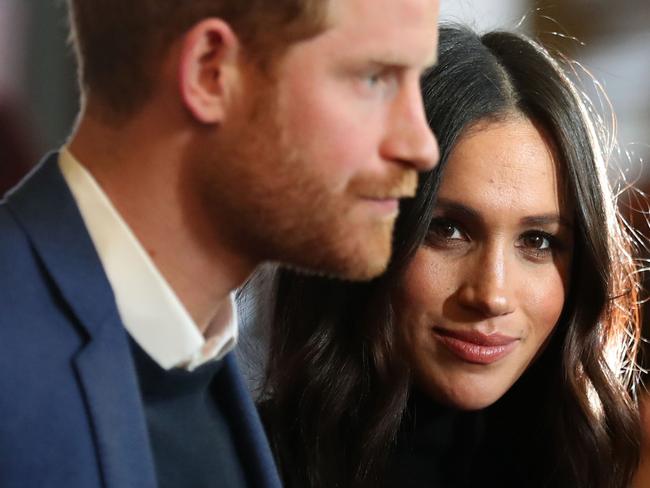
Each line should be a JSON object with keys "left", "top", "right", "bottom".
{"left": 260, "top": 25, "right": 641, "bottom": 488}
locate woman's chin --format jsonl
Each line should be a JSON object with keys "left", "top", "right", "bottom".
{"left": 424, "top": 382, "right": 507, "bottom": 411}
{"left": 449, "top": 396, "right": 501, "bottom": 411}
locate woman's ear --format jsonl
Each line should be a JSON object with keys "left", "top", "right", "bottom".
{"left": 178, "top": 18, "right": 242, "bottom": 124}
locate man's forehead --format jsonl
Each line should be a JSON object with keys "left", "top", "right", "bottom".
{"left": 324, "top": 0, "right": 439, "bottom": 67}
{"left": 328, "top": 0, "right": 439, "bottom": 22}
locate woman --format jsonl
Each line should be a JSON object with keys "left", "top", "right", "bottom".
{"left": 257, "top": 26, "right": 641, "bottom": 488}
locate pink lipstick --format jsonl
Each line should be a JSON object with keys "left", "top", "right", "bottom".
{"left": 433, "top": 328, "right": 519, "bottom": 365}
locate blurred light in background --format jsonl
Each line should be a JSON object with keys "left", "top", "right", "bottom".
{"left": 0, "top": 1, "right": 26, "bottom": 99}
{"left": 440, "top": 0, "right": 531, "bottom": 31}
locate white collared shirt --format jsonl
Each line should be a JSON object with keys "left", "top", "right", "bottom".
{"left": 59, "top": 148, "right": 237, "bottom": 371}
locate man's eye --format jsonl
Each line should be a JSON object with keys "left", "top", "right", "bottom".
{"left": 366, "top": 72, "right": 382, "bottom": 85}
{"left": 357, "top": 69, "right": 399, "bottom": 97}
{"left": 363, "top": 71, "right": 389, "bottom": 88}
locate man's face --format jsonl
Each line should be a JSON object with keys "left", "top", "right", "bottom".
{"left": 201, "top": 0, "right": 440, "bottom": 280}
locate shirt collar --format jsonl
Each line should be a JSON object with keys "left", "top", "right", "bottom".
{"left": 58, "top": 148, "right": 237, "bottom": 371}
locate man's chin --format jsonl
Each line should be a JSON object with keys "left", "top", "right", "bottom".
{"left": 283, "top": 257, "right": 389, "bottom": 282}
{"left": 283, "top": 234, "right": 393, "bottom": 282}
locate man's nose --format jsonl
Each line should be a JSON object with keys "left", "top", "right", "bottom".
{"left": 381, "top": 80, "right": 440, "bottom": 172}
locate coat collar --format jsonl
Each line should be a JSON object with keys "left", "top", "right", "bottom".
{"left": 6, "top": 152, "right": 117, "bottom": 337}
{"left": 6, "top": 153, "right": 157, "bottom": 488}
{"left": 220, "top": 354, "right": 283, "bottom": 488}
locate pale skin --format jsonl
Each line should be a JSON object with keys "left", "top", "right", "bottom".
{"left": 68, "top": 0, "right": 440, "bottom": 332}
{"left": 394, "top": 116, "right": 574, "bottom": 410}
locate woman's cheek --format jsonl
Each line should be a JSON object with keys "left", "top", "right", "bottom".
{"left": 524, "top": 270, "right": 567, "bottom": 341}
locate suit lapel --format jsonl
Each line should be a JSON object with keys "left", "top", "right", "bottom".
{"left": 219, "top": 354, "right": 283, "bottom": 488}
{"left": 6, "top": 153, "right": 157, "bottom": 488}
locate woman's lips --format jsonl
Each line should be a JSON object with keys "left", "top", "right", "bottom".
{"left": 432, "top": 327, "right": 519, "bottom": 365}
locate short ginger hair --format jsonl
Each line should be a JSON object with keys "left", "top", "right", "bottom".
{"left": 67, "top": 0, "right": 327, "bottom": 118}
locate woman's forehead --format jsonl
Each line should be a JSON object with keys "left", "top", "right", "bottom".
{"left": 438, "top": 117, "right": 572, "bottom": 220}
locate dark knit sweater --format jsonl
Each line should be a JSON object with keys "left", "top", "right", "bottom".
{"left": 386, "top": 387, "right": 553, "bottom": 488}
{"left": 386, "top": 389, "right": 484, "bottom": 488}
{"left": 130, "top": 341, "right": 249, "bottom": 488}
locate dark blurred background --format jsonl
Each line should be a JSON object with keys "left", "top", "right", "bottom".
{"left": 0, "top": 0, "right": 76, "bottom": 191}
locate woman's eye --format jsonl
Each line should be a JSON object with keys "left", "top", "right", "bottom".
{"left": 428, "top": 219, "right": 466, "bottom": 241}
{"left": 519, "top": 233, "right": 551, "bottom": 250}
{"left": 516, "top": 231, "right": 564, "bottom": 261}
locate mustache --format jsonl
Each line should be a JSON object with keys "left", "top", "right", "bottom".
{"left": 348, "top": 169, "right": 418, "bottom": 199}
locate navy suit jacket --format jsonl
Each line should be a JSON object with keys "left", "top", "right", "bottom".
{"left": 0, "top": 153, "right": 282, "bottom": 488}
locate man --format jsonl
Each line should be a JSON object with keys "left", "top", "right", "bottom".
{"left": 0, "top": 0, "right": 440, "bottom": 486}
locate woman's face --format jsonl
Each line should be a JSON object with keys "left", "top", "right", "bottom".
{"left": 394, "top": 116, "right": 574, "bottom": 410}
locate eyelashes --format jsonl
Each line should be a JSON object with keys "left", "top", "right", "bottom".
{"left": 515, "top": 230, "right": 565, "bottom": 260}
{"left": 428, "top": 218, "right": 466, "bottom": 242}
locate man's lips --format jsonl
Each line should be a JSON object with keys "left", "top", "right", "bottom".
{"left": 361, "top": 188, "right": 416, "bottom": 200}
{"left": 432, "top": 327, "right": 520, "bottom": 365}
{"left": 360, "top": 196, "right": 400, "bottom": 215}
{"left": 358, "top": 181, "right": 417, "bottom": 216}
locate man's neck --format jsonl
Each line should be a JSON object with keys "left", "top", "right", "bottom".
{"left": 67, "top": 110, "right": 255, "bottom": 332}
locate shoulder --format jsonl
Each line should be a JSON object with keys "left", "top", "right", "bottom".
{"left": 0, "top": 201, "right": 38, "bottom": 285}
{"left": 0, "top": 197, "right": 81, "bottom": 344}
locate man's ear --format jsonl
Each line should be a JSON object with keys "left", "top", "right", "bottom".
{"left": 179, "top": 19, "right": 242, "bottom": 124}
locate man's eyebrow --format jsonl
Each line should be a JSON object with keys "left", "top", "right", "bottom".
{"left": 365, "top": 46, "right": 438, "bottom": 71}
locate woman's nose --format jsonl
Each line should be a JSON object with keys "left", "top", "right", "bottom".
{"left": 457, "top": 246, "right": 514, "bottom": 318}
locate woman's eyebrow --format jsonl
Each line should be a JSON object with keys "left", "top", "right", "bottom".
{"left": 520, "top": 214, "right": 573, "bottom": 230}
{"left": 435, "top": 198, "right": 574, "bottom": 231}
{"left": 434, "top": 198, "right": 481, "bottom": 222}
